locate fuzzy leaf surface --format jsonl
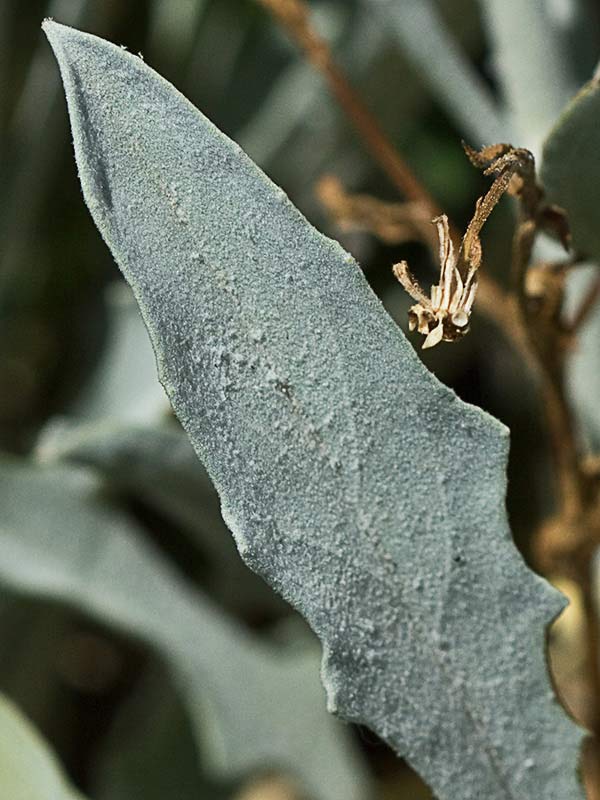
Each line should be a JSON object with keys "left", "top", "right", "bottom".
{"left": 44, "top": 21, "right": 583, "bottom": 800}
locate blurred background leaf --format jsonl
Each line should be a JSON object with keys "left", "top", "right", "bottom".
{"left": 542, "top": 76, "right": 600, "bottom": 261}
{"left": 0, "top": 691, "right": 87, "bottom": 800}
{"left": 0, "top": 457, "right": 369, "bottom": 800}
{"left": 478, "top": 0, "right": 576, "bottom": 154}
{"left": 540, "top": 72, "right": 600, "bottom": 450}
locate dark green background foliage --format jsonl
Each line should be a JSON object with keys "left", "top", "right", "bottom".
{"left": 1, "top": 2, "right": 599, "bottom": 799}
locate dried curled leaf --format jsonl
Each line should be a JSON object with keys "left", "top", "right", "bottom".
{"left": 44, "top": 22, "right": 584, "bottom": 800}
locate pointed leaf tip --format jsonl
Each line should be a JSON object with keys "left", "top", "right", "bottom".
{"left": 42, "top": 18, "right": 65, "bottom": 46}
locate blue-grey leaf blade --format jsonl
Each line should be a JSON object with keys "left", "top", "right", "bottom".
{"left": 43, "top": 20, "right": 584, "bottom": 800}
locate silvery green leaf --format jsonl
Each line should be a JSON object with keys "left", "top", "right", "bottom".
{"left": 478, "top": 0, "right": 576, "bottom": 155}
{"left": 0, "top": 457, "right": 368, "bottom": 800}
{"left": 362, "top": 0, "right": 507, "bottom": 145}
{"left": 0, "top": 691, "right": 86, "bottom": 800}
{"left": 44, "top": 21, "right": 583, "bottom": 800}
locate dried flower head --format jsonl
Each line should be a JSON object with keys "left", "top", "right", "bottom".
{"left": 393, "top": 216, "right": 477, "bottom": 349}
{"left": 393, "top": 142, "right": 536, "bottom": 349}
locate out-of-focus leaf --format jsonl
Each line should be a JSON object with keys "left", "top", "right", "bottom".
{"left": 36, "top": 420, "right": 286, "bottom": 616}
{"left": 541, "top": 74, "right": 600, "bottom": 262}
{"left": 38, "top": 421, "right": 225, "bottom": 542}
{"left": 183, "top": 0, "right": 255, "bottom": 138}
{"left": 478, "top": 0, "right": 575, "bottom": 155}
{"left": 146, "top": 0, "right": 208, "bottom": 76}
{"left": 238, "top": 3, "right": 387, "bottom": 222}
{"left": 0, "top": 1, "right": 9, "bottom": 147}
{"left": 92, "top": 662, "right": 226, "bottom": 800}
{"left": 0, "top": 691, "right": 85, "bottom": 800}
{"left": 562, "top": 265, "right": 600, "bottom": 447}
{"left": 0, "top": 0, "right": 95, "bottom": 304}
{"left": 557, "top": 0, "right": 600, "bottom": 86}
{"left": 240, "top": 3, "right": 379, "bottom": 167}
{"left": 45, "top": 21, "right": 584, "bottom": 799}
{"left": 239, "top": 60, "right": 333, "bottom": 175}
{"left": 362, "top": 0, "right": 507, "bottom": 145}
{"left": 0, "top": 457, "right": 368, "bottom": 800}
{"left": 0, "top": 599, "right": 73, "bottom": 731}
{"left": 540, "top": 75, "right": 600, "bottom": 446}
{"left": 74, "top": 282, "right": 168, "bottom": 423}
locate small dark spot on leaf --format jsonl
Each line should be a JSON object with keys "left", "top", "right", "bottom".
{"left": 275, "top": 379, "right": 293, "bottom": 400}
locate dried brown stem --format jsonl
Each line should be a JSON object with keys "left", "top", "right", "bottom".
{"left": 542, "top": 377, "right": 587, "bottom": 518}
{"left": 457, "top": 145, "right": 532, "bottom": 279}
{"left": 511, "top": 217, "right": 585, "bottom": 519}
{"left": 579, "top": 565, "right": 600, "bottom": 800}
{"left": 460, "top": 169, "right": 513, "bottom": 265}
{"left": 512, "top": 222, "right": 582, "bottom": 514}
{"left": 507, "top": 165, "right": 600, "bottom": 798}
{"left": 584, "top": 736, "right": 600, "bottom": 800}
